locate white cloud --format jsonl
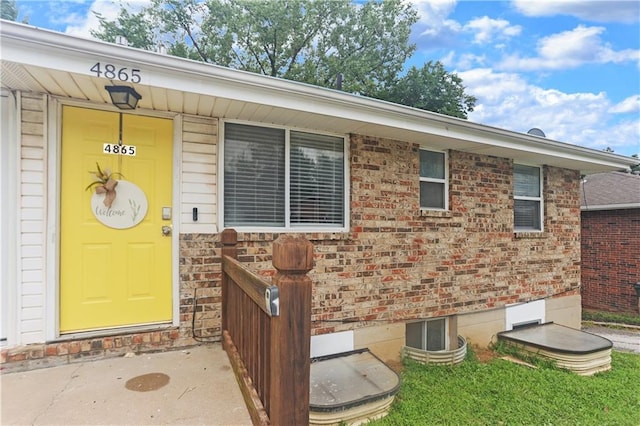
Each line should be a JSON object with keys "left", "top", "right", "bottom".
{"left": 603, "top": 120, "right": 640, "bottom": 156}
{"left": 499, "top": 25, "right": 640, "bottom": 71}
{"left": 18, "top": 0, "right": 88, "bottom": 29}
{"left": 439, "top": 50, "right": 456, "bottom": 67}
{"left": 413, "top": 0, "right": 457, "bottom": 26}
{"left": 513, "top": 0, "right": 640, "bottom": 24}
{"left": 458, "top": 68, "right": 639, "bottom": 154}
{"left": 609, "top": 95, "right": 640, "bottom": 114}
{"left": 64, "top": 1, "right": 116, "bottom": 38}
{"left": 64, "top": 1, "right": 150, "bottom": 39}
{"left": 456, "top": 68, "right": 529, "bottom": 104}
{"left": 454, "top": 52, "right": 487, "bottom": 69}
{"left": 410, "top": 0, "right": 462, "bottom": 50}
{"left": 464, "top": 16, "right": 522, "bottom": 44}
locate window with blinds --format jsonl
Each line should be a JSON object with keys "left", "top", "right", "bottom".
{"left": 514, "top": 164, "right": 543, "bottom": 231}
{"left": 290, "top": 131, "right": 344, "bottom": 226}
{"left": 223, "top": 122, "right": 346, "bottom": 229}
{"left": 419, "top": 149, "right": 448, "bottom": 210}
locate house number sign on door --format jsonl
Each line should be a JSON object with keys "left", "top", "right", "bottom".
{"left": 103, "top": 143, "right": 137, "bottom": 156}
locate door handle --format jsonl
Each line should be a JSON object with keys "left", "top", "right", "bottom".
{"left": 162, "top": 225, "right": 172, "bottom": 236}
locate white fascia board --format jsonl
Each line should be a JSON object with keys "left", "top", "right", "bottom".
{"left": 1, "top": 20, "right": 636, "bottom": 172}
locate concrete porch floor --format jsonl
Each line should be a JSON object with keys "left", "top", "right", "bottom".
{"left": 1, "top": 343, "right": 252, "bottom": 425}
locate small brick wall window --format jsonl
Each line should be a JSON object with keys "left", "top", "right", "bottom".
{"left": 514, "top": 164, "right": 543, "bottom": 231}
{"left": 420, "top": 149, "right": 448, "bottom": 210}
{"left": 223, "top": 122, "right": 347, "bottom": 230}
{"left": 406, "top": 318, "right": 448, "bottom": 351}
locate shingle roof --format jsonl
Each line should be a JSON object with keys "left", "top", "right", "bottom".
{"left": 580, "top": 171, "right": 640, "bottom": 209}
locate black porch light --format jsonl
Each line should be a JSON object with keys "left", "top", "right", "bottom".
{"left": 105, "top": 85, "right": 141, "bottom": 110}
{"left": 634, "top": 282, "right": 640, "bottom": 298}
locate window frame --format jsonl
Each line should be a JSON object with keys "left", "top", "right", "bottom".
{"left": 405, "top": 317, "right": 449, "bottom": 352}
{"left": 513, "top": 163, "right": 544, "bottom": 232}
{"left": 219, "top": 120, "right": 350, "bottom": 233}
{"left": 419, "top": 148, "right": 449, "bottom": 211}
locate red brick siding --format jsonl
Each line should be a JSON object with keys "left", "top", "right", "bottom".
{"left": 581, "top": 209, "right": 640, "bottom": 314}
{"left": 1, "top": 329, "right": 183, "bottom": 373}
{"left": 212, "top": 136, "right": 581, "bottom": 336}
{"left": 179, "top": 234, "right": 223, "bottom": 341}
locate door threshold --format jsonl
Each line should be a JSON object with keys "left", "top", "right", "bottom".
{"left": 53, "top": 322, "right": 174, "bottom": 342}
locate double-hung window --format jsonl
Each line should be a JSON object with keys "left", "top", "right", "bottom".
{"left": 223, "top": 122, "right": 346, "bottom": 230}
{"left": 514, "top": 164, "right": 543, "bottom": 231}
{"left": 419, "top": 149, "right": 448, "bottom": 210}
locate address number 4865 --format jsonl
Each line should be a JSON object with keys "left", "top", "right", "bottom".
{"left": 104, "top": 143, "right": 136, "bottom": 156}
{"left": 90, "top": 63, "right": 142, "bottom": 83}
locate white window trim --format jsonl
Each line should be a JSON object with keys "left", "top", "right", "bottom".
{"left": 419, "top": 148, "right": 449, "bottom": 211}
{"left": 514, "top": 164, "right": 544, "bottom": 232}
{"left": 219, "top": 120, "right": 350, "bottom": 233}
{"left": 1, "top": 89, "right": 18, "bottom": 346}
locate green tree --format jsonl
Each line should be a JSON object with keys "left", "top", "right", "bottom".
{"left": 382, "top": 61, "right": 477, "bottom": 119}
{"left": 92, "top": 0, "right": 476, "bottom": 117}
{"left": 1, "top": 0, "right": 18, "bottom": 21}
{"left": 92, "top": 7, "right": 156, "bottom": 50}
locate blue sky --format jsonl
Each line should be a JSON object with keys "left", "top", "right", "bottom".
{"left": 14, "top": 0, "right": 640, "bottom": 157}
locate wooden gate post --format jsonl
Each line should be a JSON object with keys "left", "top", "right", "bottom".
{"left": 220, "top": 228, "right": 237, "bottom": 334}
{"left": 269, "top": 235, "right": 313, "bottom": 426}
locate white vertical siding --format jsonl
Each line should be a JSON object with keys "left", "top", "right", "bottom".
{"left": 180, "top": 115, "right": 218, "bottom": 233}
{"left": 19, "top": 93, "right": 46, "bottom": 344}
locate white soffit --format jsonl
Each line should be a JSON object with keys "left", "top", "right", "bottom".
{"left": 0, "top": 20, "right": 636, "bottom": 174}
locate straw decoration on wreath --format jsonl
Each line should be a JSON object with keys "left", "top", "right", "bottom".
{"left": 85, "top": 162, "right": 124, "bottom": 208}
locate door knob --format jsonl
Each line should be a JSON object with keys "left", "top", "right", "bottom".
{"left": 162, "top": 225, "right": 172, "bottom": 236}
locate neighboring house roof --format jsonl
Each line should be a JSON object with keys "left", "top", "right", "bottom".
{"left": 0, "top": 20, "right": 637, "bottom": 175}
{"left": 581, "top": 171, "right": 640, "bottom": 211}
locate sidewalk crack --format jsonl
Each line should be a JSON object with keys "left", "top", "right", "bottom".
{"left": 178, "top": 386, "right": 197, "bottom": 400}
{"left": 31, "top": 363, "right": 84, "bottom": 424}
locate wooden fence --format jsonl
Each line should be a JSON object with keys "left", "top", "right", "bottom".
{"left": 221, "top": 229, "right": 313, "bottom": 426}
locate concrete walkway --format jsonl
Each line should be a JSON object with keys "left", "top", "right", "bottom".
{"left": 582, "top": 324, "right": 640, "bottom": 354}
{"left": 1, "top": 343, "right": 252, "bottom": 425}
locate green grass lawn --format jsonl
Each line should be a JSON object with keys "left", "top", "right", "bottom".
{"left": 371, "top": 349, "right": 640, "bottom": 426}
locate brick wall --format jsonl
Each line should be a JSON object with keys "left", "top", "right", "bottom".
{"left": 179, "top": 233, "right": 223, "bottom": 341}
{"left": 581, "top": 209, "right": 640, "bottom": 314}
{"left": 0, "top": 329, "right": 185, "bottom": 373}
{"left": 213, "top": 135, "right": 582, "bottom": 338}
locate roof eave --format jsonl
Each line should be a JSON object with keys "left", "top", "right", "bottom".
{"left": 1, "top": 20, "right": 636, "bottom": 175}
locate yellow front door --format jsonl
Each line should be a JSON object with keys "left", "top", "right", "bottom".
{"left": 60, "top": 106, "right": 173, "bottom": 333}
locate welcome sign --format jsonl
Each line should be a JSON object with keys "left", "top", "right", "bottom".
{"left": 91, "top": 180, "right": 148, "bottom": 229}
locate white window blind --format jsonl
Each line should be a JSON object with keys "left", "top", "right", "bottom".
{"left": 290, "top": 131, "right": 344, "bottom": 226}
{"left": 224, "top": 123, "right": 285, "bottom": 227}
{"left": 514, "top": 164, "right": 542, "bottom": 231}
{"left": 223, "top": 123, "right": 345, "bottom": 229}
